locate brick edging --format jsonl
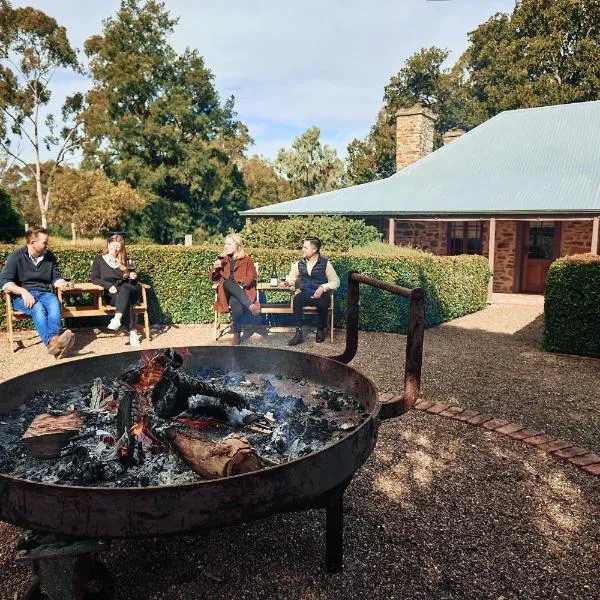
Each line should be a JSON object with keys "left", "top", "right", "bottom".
{"left": 380, "top": 395, "right": 600, "bottom": 477}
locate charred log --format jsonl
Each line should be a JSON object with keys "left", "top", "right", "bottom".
{"left": 151, "top": 369, "right": 248, "bottom": 417}
{"left": 21, "top": 412, "right": 84, "bottom": 459}
{"left": 166, "top": 428, "right": 264, "bottom": 479}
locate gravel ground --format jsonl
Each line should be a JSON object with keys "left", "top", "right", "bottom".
{"left": 0, "top": 303, "right": 599, "bottom": 600}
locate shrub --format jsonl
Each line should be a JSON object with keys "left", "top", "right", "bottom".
{"left": 240, "top": 216, "right": 381, "bottom": 251}
{"left": 0, "top": 243, "right": 490, "bottom": 334}
{"left": 543, "top": 254, "right": 600, "bottom": 357}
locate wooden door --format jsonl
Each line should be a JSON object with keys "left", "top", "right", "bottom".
{"left": 521, "top": 221, "right": 561, "bottom": 293}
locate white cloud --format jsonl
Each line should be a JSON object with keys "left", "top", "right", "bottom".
{"left": 9, "top": 0, "right": 516, "bottom": 163}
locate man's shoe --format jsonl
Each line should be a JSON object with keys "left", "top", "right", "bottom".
{"left": 315, "top": 328, "right": 326, "bottom": 343}
{"left": 248, "top": 302, "right": 261, "bottom": 316}
{"left": 56, "top": 329, "right": 75, "bottom": 358}
{"left": 230, "top": 332, "right": 241, "bottom": 346}
{"left": 47, "top": 336, "right": 62, "bottom": 356}
{"left": 288, "top": 328, "right": 304, "bottom": 346}
{"left": 107, "top": 316, "right": 122, "bottom": 331}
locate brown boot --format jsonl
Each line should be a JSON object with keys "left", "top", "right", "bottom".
{"left": 56, "top": 329, "right": 75, "bottom": 359}
{"left": 47, "top": 336, "right": 62, "bottom": 356}
{"left": 230, "top": 332, "right": 241, "bottom": 346}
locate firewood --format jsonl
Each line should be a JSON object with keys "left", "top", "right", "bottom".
{"left": 21, "top": 411, "right": 84, "bottom": 458}
{"left": 166, "top": 428, "right": 264, "bottom": 479}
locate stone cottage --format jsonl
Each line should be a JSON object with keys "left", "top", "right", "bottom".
{"left": 241, "top": 101, "right": 600, "bottom": 295}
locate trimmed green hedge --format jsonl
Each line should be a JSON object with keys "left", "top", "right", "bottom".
{"left": 0, "top": 244, "right": 490, "bottom": 334}
{"left": 543, "top": 254, "right": 600, "bottom": 357}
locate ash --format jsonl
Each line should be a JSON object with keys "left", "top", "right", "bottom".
{"left": 0, "top": 359, "right": 366, "bottom": 488}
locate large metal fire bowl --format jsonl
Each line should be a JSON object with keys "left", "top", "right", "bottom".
{"left": 0, "top": 346, "right": 379, "bottom": 542}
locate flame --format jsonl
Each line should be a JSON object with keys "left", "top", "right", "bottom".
{"left": 133, "top": 360, "right": 167, "bottom": 392}
{"left": 130, "top": 421, "right": 145, "bottom": 436}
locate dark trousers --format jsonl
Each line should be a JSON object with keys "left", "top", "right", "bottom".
{"left": 223, "top": 279, "right": 251, "bottom": 333}
{"left": 292, "top": 290, "right": 330, "bottom": 330}
{"left": 108, "top": 282, "right": 140, "bottom": 330}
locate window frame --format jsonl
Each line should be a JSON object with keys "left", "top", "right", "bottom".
{"left": 447, "top": 221, "right": 483, "bottom": 256}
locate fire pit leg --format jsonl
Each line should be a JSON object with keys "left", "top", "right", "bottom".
{"left": 15, "top": 532, "right": 112, "bottom": 600}
{"left": 325, "top": 483, "right": 347, "bottom": 573}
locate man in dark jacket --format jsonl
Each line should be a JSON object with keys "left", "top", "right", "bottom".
{"left": 0, "top": 227, "right": 75, "bottom": 357}
{"left": 283, "top": 237, "right": 339, "bottom": 345}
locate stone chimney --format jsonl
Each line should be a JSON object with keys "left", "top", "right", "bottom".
{"left": 442, "top": 128, "right": 465, "bottom": 146}
{"left": 395, "top": 104, "right": 437, "bottom": 172}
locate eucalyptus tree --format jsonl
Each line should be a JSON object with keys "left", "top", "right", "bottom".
{"left": 466, "top": 0, "right": 600, "bottom": 115}
{"left": 0, "top": 1, "right": 85, "bottom": 227}
{"left": 275, "top": 127, "right": 346, "bottom": 199}
{"left": 82, "top": 0, "right": 251, "bottom": 242}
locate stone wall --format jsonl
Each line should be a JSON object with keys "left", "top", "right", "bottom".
{"left": 395, "top": 105, "right": 436, "bottom": 171}
{"left": 389, "top": 219, "right": 595, "bottom": 294}
{"left": 393, "top": 221, "right": 447, "bottom": 254}
{"left": 560, "top": 221, "right": 594, "bottom": 255}
{"left": 491, "top": 220, "right": 518, "bottom": 292}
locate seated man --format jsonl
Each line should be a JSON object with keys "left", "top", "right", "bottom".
{"left": 283, "top": 236, "right": 339, "bottom": 345}
{"left": 0, "top": 226, "right": 75, "bottom": 357}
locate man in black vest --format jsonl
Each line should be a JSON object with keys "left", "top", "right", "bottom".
{"left": 283, "top": 237, "right": 339, "bottom": 345}
{"left": 0, "top": 226, "right": 75, "bottom": 357}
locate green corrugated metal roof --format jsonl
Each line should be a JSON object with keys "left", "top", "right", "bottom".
{"left": 241, "top": 101, "right": 600, "bottom": 217}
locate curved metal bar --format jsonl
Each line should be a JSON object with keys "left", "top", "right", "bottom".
{"left": 331, "top": 271, "right": 425, "bottom": 416}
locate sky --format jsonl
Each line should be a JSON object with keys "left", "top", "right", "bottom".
{"left": 10, "top": 0, "right": 517, "bottom": 164}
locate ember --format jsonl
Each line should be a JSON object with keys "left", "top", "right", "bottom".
{"left": 0, "top": 349, "right": 365, "bottom": 487}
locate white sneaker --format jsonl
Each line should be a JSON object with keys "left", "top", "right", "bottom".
{"left": 107, "top": 316, "right": 122, "bottom": 331}
{"left": 129, "top": 330, "right": 141, "bottom": 346}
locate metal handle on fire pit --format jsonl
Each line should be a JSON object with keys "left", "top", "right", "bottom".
{"left": 331, "top": 271, "right": 425, "bottom": 418}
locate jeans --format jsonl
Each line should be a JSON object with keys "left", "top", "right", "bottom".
{"left": 13, "top": 290, "right": 62, "bottom": 346}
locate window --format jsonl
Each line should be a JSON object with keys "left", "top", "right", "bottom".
{"left": 527, "top": 221, "right": 554, "bottom": 259}
{"left": 448, "top": 222, "right": 482, "bottom": 255}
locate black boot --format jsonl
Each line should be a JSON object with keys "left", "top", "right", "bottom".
{"left": 315, "top": 328, "right": 325, "bottom": 343}
{"left": 288, "top": 328, "right": 304, "bottom": 346}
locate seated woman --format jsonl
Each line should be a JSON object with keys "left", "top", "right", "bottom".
{"left": 210, "top": 233, "right": 260, "bottom": 345}
{"left": 91, "top": 234, "right": 141, "bottom": 346}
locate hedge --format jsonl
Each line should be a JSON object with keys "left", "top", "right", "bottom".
{"left": 0, "top": 244, "right": 491, "bottom": 334}
{"left": 543, "top": 254, "right": 600, "bottom": 358}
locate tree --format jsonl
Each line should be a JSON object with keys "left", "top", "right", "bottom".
{"left": 0, "top": 1, "right": 85, "bottom": 227}
{"left": 49, "top": 167, "right": 146, "bottom": 237}
{"left": 0, "top": 185, "right": 22, "bottom": 241}
{"left": 465, "top": 0, "right": 600, "bottom": 117}
{"left": 346, "top": 47, "right": 479, "bottom": 184}
{"left": 274, "top": 127, "right": 346, "bottom": 198}
{"left": 82, "top": 0, "right": 251, "bottom": 243}
{"left": 241, "top": 155, "right": 293, "bottom": 209}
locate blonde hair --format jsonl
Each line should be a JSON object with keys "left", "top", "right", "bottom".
{"left": 105, "top": 234, "right": 128, "bottom": 273}
{"left": 224, "top": 233, "right": 246, "bottom": 260}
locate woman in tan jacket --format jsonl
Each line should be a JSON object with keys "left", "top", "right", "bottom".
{"left": 210, "top": 233, "right": 260, "bottom": 345}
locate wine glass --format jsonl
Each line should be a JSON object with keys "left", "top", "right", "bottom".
{"left": 62, "top": 269, "right": 73, "bottom": 284}
{"left": 126, "top": 259, "right": 136, "bottom": 272}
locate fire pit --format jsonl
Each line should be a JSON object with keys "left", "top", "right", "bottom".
{"left": 0, "top": 273, "right": 425, "bottom": 600}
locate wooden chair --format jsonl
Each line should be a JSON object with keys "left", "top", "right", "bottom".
{"left": 4, "top": 284, "right": 151, "bottom": 353}
{"left": 213, "top": 263, "right": 259, "bottom": 341}
{"left": 3, "top": 290, "right": 32, "bottom": 353}
{"left": 295, "top": 292, "right": 335, "bottom": 343}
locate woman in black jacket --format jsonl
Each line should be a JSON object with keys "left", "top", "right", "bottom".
{"left": 90, "top": 234, "right": 141, "bottom": 345}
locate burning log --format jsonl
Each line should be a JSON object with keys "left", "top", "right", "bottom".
{"left": 113, "top": 349, "right": 251, "bottom": 464}
{"left": 166, "top": 428, "right": 264, "bottom": 479}
{"left": 21, "top": 411, "right": 84, "bottom": 458}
